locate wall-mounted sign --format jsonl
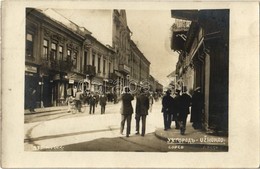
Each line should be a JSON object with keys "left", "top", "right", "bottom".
{"left": 69, "top": 79, "right": 74, "bottom": 84}
{"left": 25, "top": 65, "right": 37, "bottom": 73}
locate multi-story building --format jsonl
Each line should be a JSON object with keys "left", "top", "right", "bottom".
{"left": 171, "top": 10, "right": 229, "bottom": 134}
{"left": 25, "top": 8, "right": 115, "bottom": 109}
{"left": 129, "top": 40, "right": 150, "bottom": 89}
{"left": 111, "top": 10, "right": 132, "bottom": 94}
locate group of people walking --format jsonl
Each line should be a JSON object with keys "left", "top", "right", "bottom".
{"left": 67, "top": 89, "right": 108, "bottom": 115}
{"left": 161, "top": 87, "right": 204, "bottom": 135}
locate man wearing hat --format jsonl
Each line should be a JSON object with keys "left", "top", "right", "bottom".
{"left": 135, "top": 88, "right": 150, "bottom": 136}
{"left": 120, "top": 87, "right": 134, "bottom": 137}
{"left": 179, "top": 86, "right": 191, "bottom": 135}
{"left": 191, "top": 87, "right": 204, "bottom": 129}
{"left": 172, "top": 89, "right": 181, "bottom": 129}
{"left": 161, "top": 89, "right": 174, "bottom": 130}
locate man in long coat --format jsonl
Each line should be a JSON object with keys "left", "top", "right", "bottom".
{"left": 120, "top": 87, "right": 134, "bottom": 137}
{"left": 179, "top": 87, "right": 191, "bottom": 135}
{"left": 162, "top": 89, "right": 174, "bottom": 130}
{"left": 99, "top": 93, "right": 107, "bottom": 114}
{"left": 191, "top": 87, "right": 204, "bottom": 129}
{"left": 172, "top": 89, "right": 181, "bottom": 129}
{"left": 135, "top": 88, "right": 150, "bottom": 136}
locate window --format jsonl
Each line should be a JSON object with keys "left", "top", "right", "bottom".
{"left": 73, "top": 51, "right": 77, "bottom": 68}
{"left": 26, "top": 33, "right": 34, "bottom": 58}
{"left": 103, "top": 59, "right": 106, "bottom": 74}
{"left": 43, "top": 39, "right": 49, "bottom": 60}
{"left": 98, "top": 57, "right": 101, "bottom": 73}
{"left": 50, "top": 42, "right": 57, "bottom": 61}
{"left": 84, "top": 51, "right": 88, "bottom": 66}
{"left": 92, "top": 53, "right": 95, "bottom": 66}
{"left": 67, "top": 49, "right": 71, "bottom": 61}
{"left": 109, "top": 62, "right": 111, "bottom": 74}
{"left": 58, "top": 46, "right": 63, "bottom": 61}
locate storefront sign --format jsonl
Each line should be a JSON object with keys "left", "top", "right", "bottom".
{"left": 25, "top": 65, "right": 37, "bottom": 73}
{"left": 69, "top": 79, "right": 74, "bottom": 84}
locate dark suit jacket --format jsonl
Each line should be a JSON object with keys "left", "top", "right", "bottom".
{"left": 136, "top": 93, "right": 149, "bottom": 116}
{"left": 120, "top": 93, "right": 134, "bottom": 115}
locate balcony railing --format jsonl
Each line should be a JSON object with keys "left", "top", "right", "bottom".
{"left": 40, "top": 58, "right": 73, "bottom": 73}
{"left": 84, "top": 65, "right": 96, "bottom": 77}
{"left": 118, "top": 64, "right": 131, "bottom": 74}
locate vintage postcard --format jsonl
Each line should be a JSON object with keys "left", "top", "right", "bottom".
{"left": 1, "top": 0, "right": 259, "bottom": 168}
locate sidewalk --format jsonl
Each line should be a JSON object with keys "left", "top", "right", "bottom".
{"left": 154, "top": 123, "right": 228, "bottom": 150}
{"left": 24, "top": 101, "right": 118, "bottom": 115}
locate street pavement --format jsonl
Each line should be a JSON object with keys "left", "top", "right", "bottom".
{"left": 24, "top": 99, "right": 228, "bottom": 152}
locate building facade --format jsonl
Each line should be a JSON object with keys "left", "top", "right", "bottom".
{"left": 171, "top": 10, "right": 229, "bottom": 134}
{"left": 25, "top": 8, "right": 114, "bottom": 109}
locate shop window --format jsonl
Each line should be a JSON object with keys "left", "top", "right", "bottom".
{"left": 43, "top": 39, "right": 49, "bottom": 60}
{"left": 26, "top": 33, "right": 34, "bottom": 59}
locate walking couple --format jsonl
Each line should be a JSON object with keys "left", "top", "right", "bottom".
{"left": 120, "top": 87, "right": 150, "bottom": 137}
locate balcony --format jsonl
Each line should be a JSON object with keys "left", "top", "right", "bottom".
{"left": 84, "top": 65, "right": 96, "bottom": 77}
{"left": 118, "top": 64, "right": 131, "bottom": 75}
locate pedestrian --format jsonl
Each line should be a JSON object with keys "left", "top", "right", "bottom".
{"left": 89, "top": 92, "right": 96, "bottom": 114}
{"left": 28, "top": 87, "right": 36, "bottom": 113}
{"left": 99, "top": 93, "right": 107, "bottom": 114}
{"left": 179, "top": 86, "right": 191, "bottom": 135}
{"left": 191, "top": 87, "right": 204, "bottom": 130}
{"left": 148, "top": 92, "right": 154, "bottom": 112}
{"left": 120, "top": 87, "right": 134, "bottom": 137}
{"left": 66, "top": 95, "right": 75, "bottom": 113}
{"left": 172, "top": 89, "right": 181, "bottom": 129}
{"left": 135, "top": 88, "right": 150, "bottom": 136}
{"left": 95, "top": 92, "right": 100, "bottom": 107}
{"left": 161, "top": 89, "right": 174, "bottom": 130}
{"left": 75, "top": 89, "right": 83, "bottom": 113}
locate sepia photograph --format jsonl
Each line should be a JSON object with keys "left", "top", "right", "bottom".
{"left": 24, "top": 8, "right": 229, "bottom": 152}
{"left": 1, "top": 0, "right": 259, "bottom": 168}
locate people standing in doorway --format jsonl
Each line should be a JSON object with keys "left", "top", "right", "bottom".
{"left": 135, "top": 88, "right": 150, "bottom": 136}
{"left": 179, "top": 86, "right": 191, "bottom": 135}
{"left": 75, "top": 89, "right": 83, "bottom": 113}
{"left": 120, "top": 87, "right": 134, "bottom": 137}
{"left": 89, "top": 92, "right": 96, "bottom": 114}
{"left": 161, "top": 89, "right": 174, "bottom": 130}
{"left": 99, "top": 93, "right": 107, "bottom": 114}
{"left": 191, "top": 87, "right": 204, "bottom": 130}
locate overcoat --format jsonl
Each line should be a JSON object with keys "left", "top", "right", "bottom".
{"left": 120, "top": 93, "right": 134, "bottom": 115}
{"left": 179, "top": 93, "right": 191, "bottom": 120}
{"left": 191, "top": 91, "right": 204, "bottom": 122}
{"left": 136, "top": 93, "right": 149, "bottom": 116}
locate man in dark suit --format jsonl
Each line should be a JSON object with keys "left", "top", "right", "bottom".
{"left": 99, "top": 93, "right": 107, "bottom": 114}
{"left": 120, "top": 87, "right": 134, "bottom": 137}
{"left": 135, "top": 88, "right": 150, "bottom": 136}
{"left": 179, "top": 86, "right": 191, "bottom": 135}
{"left": 89, "top": 92, "right": 96, "bottom": 114}
{"left": 162, "top": 89, "right": 174, "bottom": 130}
